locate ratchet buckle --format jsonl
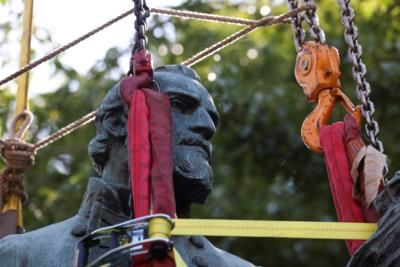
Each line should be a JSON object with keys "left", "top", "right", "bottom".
{"left": 74, "top": 214, "right": 174, "bottom": 267}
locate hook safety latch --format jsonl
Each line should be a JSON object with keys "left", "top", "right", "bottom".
{"left": 74, "top": 214, "right": 174, "bottom": 267}
{"left": 295, "top": 41, "right": 362, "bottom": 153}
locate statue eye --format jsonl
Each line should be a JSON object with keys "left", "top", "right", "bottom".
{"left": 169, "top": 93, "right": 199, "bottom": 114}
{"left": 170, "top": 97, "right": 186, "bottom": 112}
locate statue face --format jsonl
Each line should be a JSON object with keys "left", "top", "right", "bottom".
{"left": 89, "top": 66, "right": 219, "bottom": 213}
{"left": 155, "top": 71, "right": 219, "bottom": 204}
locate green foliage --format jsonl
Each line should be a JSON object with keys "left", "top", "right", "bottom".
{"left": 2, "top": 0, "right": 400, "bottom": 266}
{"left": 24, "top": 49, "right": 124, "bottom": 229}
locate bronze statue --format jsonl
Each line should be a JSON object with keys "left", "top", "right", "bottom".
{"left": 348, "top": 171, "right": 400, "bottom": 266}
{"left": 0, "top": 65, "right": 254, "bottom": 266}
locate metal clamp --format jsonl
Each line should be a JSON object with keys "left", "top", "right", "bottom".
{"left": 74, "top": 214, "right": 174, "bottom": 267}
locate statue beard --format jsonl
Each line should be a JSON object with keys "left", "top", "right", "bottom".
{"left": 173, "top": 145, "right": 213, "bottom": 204}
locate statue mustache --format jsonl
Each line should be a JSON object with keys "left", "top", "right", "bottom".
{"left": 175, "top": 133, "right": 212, "bottom": 160}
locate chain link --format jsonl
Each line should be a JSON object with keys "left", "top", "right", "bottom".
{"left": 129, "top": 0, "right": 150, "bottom": 75}
{"left": 301, "top": 0, "right": 326, "bottom": 44}
{"left": 287, "top": 0, "right": 305, "bottom": 52}
{"left": 288, "top": 0, "right": 388, "bottom": 177}
{"left": 338, "top": 0, "right": 388, "bottom": 179}
{"left": 287, "top": 0, "right": 325, "bottom": 52}
{"left": 133, "top": 0, "right": 150, "bottom": 52}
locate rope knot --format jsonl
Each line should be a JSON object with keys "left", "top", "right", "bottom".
{"left": 0, "top": 139, "right": 35, "bottom": 170}
{"left": 0, "top": 111, "right": 34, "bottom": 208}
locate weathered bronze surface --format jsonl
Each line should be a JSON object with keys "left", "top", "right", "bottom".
{"left": 0, "top": 65, "right": 253, "bottom": 266}
{"left": 348, "top": 171, "right": 400, "bottom": 266}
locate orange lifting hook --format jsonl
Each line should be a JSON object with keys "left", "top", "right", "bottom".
{"left": 295, "top": 41, "right": 362, "bottom": 153}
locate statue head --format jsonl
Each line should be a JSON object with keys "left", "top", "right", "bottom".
{"left": 88, "top": 65, "right": 219, "bottom": 216}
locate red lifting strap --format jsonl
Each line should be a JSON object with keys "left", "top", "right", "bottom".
{"left": 343, "top": 115, "right": 381, "bottom": 222}
{"left": 143, "top": 89, "right": 176, "bottom": 217}
{"left": 120, "top": 50, "right": 176, "bottom": 267}
{"left": 128, "top": 89, "right": 151, "bottom": 218}
{"left": 320, "top": 122, "right": 366, "bottom": 255}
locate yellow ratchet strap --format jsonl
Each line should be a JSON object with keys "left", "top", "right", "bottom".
{"left": 148, "top": 216, "right": 173, "bottom": 239}
{"left": 148, "top": 216, "right": 187, "bottom": 266}
{"left": 172, "top": 219, "right": 377, "bottom": 240}
{"left": 169, "top": 248, "right": 187, "bottom": 267}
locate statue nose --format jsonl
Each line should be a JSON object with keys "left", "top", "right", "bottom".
{"left": 189, "top": 108, "right": 216, "bottom": 141}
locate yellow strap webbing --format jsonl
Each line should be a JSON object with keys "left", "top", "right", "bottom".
{"left": 172, "top": 219, "right": 377, "bottom": 240}
{"left": 2, "top": 0, "right": 34, "bottom": 229}
{"left": 172, "top": 248, "right": 187, "bottom": 267}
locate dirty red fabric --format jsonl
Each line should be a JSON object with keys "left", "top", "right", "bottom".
{"left": 120, "top": 73, "right": 151, "bottom": 104}
{"left": 129, "top": 89, "right": 151, "bottom": 218}
{"left": 148, "top": 257, "right": 176, "bottom": 267}
{"left": 143, "top": 89, "right": 176, "bottom": 267}
{"left": 343, "top": 115, "right": 381, "bottom": 222}
{"left": 320, "top": 122, "right": 366, "bottom": 255}
{"left": 143, "top": 89, "right": 176, "bottom": 217}
{"left": 127, "top": 88, "right": 176, "bottom": 267}
{"left": 124, "top": 49, "right": 176, "bottom": 266}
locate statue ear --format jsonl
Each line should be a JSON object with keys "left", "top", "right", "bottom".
{"left": 102, "top": 110, "right": 127, "bottom": 139}
{"left": 88, "top": 130, "right": 109, "bottom": 175}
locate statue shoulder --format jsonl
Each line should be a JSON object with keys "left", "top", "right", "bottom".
{"left": 0, "top": 215, "right": 82, "bottom": 267}
{"left": 173, "top": 236, "right": 256, "bottom": 267}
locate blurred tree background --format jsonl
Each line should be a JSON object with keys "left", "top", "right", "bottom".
{"left": 1, "top": 0, "right": 400, "bottom": 266}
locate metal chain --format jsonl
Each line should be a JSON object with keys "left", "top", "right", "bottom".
{"left": 133, "top": 0, "right": 150, "bottom": 52}
{"left": 287, "top": 0, "right": 305, "bottom": 52}
{"left": 129, "top": 0, "right": 150, "bottom": 75}
{"left": 337, "top": 0, "right": 388, "bottom": 178}
{"left": 301, "top": 0, "right": 325, "bottom": 44}
{"left": 287, "top": 0, "right": 325, "bottom": 52}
